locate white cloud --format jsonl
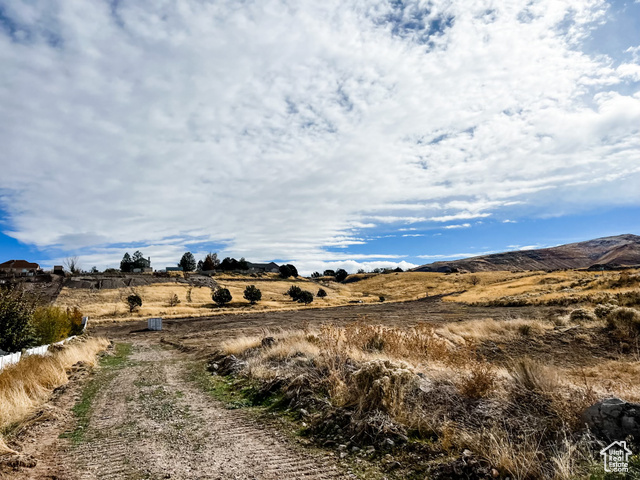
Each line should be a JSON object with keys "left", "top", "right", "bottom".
{"left": 443, "top": 223, "right": 471, "bottom": 229}
{"left": 0, "top": 0, "right": 639, "bottom": 269}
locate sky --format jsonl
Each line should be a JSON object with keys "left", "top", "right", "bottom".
{"left": 0, "top": 0, "right": 639, "bottom": 275}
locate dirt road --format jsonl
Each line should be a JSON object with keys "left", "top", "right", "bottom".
{"left": 7, "top": 340, "right": 354, "bottom": 480}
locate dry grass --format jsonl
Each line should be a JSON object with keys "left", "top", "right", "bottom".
{"left": 0, "top": 337, "right": 109, "bottom": 432}
{"left": 52, "top": 269, "right": 640, "bottom": 322}
{"left": 439, "top": 317, "right": 553, "bottom": 343}
{"left": 215, "top": 319, "right": 622, "bottom": 479}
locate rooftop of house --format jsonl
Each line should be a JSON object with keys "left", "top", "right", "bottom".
{"left": 0, "top": 259, "right": 40, "bottom": 269}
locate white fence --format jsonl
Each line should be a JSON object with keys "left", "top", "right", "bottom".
{"left": 0, "top": 317, "right": 88, "bottom": 371}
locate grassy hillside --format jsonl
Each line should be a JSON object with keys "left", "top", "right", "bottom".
{"left": 53, "top": 269, "right": 640, "bottom": 322}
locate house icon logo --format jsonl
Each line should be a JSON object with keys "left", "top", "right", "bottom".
{"left": 600, "top": 440, "right": 632, "bottom": 473}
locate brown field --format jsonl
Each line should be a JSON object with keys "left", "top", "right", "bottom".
{"left": 52, "top": 269, "right": 640, "bottom": 323}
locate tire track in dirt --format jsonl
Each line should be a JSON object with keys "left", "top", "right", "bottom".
{"left": 68, "top": 343, "right": 355, "bottom": 480}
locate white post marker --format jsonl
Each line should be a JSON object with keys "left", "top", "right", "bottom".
{"left": 81, "top": 316, "right": 89, "bottom": 331}
{"left": 148, "top": 317, "right": 163, "bottom": 331}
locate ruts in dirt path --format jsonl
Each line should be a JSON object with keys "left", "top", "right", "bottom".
{"left": 11, "top": 342, "right": 354, "bottom": 480}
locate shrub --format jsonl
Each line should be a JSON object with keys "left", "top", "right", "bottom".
{"left": 212, "top": 288, "right": 232, "bottom": 306}
{"left": 279, "top": 264, "right": 298, "bottom": 279}
{"left": 0, "top": 289, "right": 36, "bottom": 353}
{"left": 606, "top": 307, "right": 640, "bottom": 338}
{"left": 594, "top": 303, "right": 616, "bottom": 319}
{"left": 317, "top": 288, "right": 327, "bottom": 298}
{"left": 379, "top": 295, "right": 385, "bottom": 302}
{"left": 127, "top": 293, "right": 142, "bottom": 312}
{"left": 518, "top": 323, "right": 532, "bottom": 336}
{"left": 243, "top": 285, "right": 262, "bottom": 305}
{"left": 459, "top": 361, "right": 497, "bottom": 399}
{"left": 286, "top": 285, "right": 303, "bottom": 301}
{"left": 31, "top": 306, "right": 71, "bottom": 344}
{"left": 323, "top": 269, "right": 336, "bottom": 277}
{"left": 297, "top": 290, "right": 313, "bottom": 305}
{"left": 168, "top": 293, "right": 180, "bottom": 307}
{"left": 67, "top": 307, "right": 84, "bottom": 335}
{"left": 311, "top": 271, "right": 321, "bottom": 278}
{"left": 569, "top": 308, "right": 596, "bottom": 323}
{"left": 335, "top": 269, "right": 348, "bottom": 282}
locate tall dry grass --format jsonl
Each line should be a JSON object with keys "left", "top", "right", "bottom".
{"left": 0, "top": 337, "right": 109, "bottom": 434}
{"left": 217, "top": 320, "right": 612, "bottom": 479}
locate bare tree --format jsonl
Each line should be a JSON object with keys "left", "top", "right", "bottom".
{"left": 64, "top": 256, "right": 81, "bottom": 274}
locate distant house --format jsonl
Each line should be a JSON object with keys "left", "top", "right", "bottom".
{"left": 133, "top": 257, "right": 153, "bottom": 273}
{"left": 53, "top": 265, "right": 64, "bottom": 275}
{"left": 0, "top": 260, "right": 40, "bottom": 276}
{"left": 247, "top": 262, "right": 280, "bottom": 274}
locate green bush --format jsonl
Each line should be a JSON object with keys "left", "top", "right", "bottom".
{"left": 335, "top": 269, "right": 348, "bottom": 282}
{"left": 279, "top": 264, "right": 298, "bottom": 279}
{"left": 0, "top": 288, "right": 37, "bottom": 353}
{"left": 32, "top": 306, "right": 71, "bottom": 344}
{"left": 317, "top": 288, "right": 327, "bottom": 298}
{"left": 212, "top": 288, "right": 232, "bottom": 306}
{"left": 286, "top": 285, "right": 303, "bottom": 301}
{"left": 297, "top": 290, "right": 313, "bottom": 305}
{"left": 243, "top": 285, "right": 262, "bottom": 305}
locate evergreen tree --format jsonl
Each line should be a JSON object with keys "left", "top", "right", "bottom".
{"left": 243, "top": 285, "right": 262, "bottom": 305}
{"left": 286, "top": 285, "right": 303, "bottom": 301}
{"left": 297, "top": 290, "right": 313, "bottom": 305}
{"left": 212, "top": 288, "right": 232, "bottom": 306}
{"left": 120, "top": 252, "right": 133, "bottom": 272}
{"left": 202, "top": 252, "right": 219, "bottom": 271}
{"left": 179, "top": 252, "right": 196, "bottom": 272}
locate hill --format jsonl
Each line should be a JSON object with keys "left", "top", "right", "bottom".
{"left": 412, "top": 234, "right": 640, "bottom": 273}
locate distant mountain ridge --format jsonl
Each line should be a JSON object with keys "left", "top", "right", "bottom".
{"left": 412, "top": 234, "right": 640, "bottom": 273}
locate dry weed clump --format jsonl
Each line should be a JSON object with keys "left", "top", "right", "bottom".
{"left": 0, "top": 337, "right": 109, "bottom": 431}
{"left": 213, "top": 323, "right": 608, "bottom": 479}
{"left": 606, "top": 306, "right": 640, "bottom": 339}
{"left": 509, "top": 357, "right": 560, "bottom": 394}
{"left": 569, "top": 308, "right": 596, "bottom": 323}
{"left": 348, "top": 359, "right": 417, "bottom": 413}
{"left": 593, "top": 302, "right": 615, "bottom": 319}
